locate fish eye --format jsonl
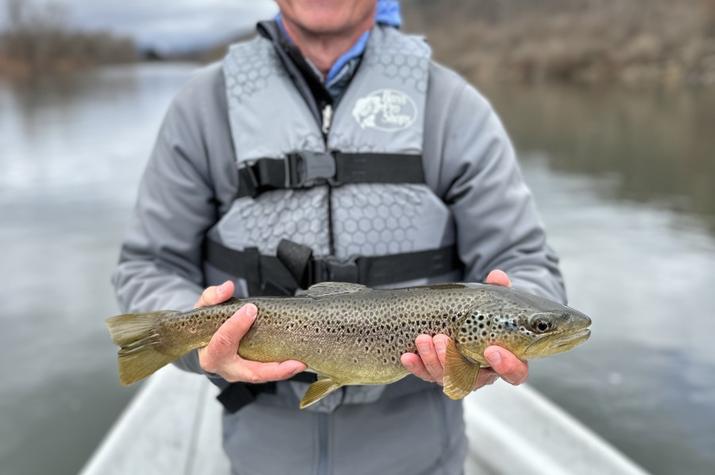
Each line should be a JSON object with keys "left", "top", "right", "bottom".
{"left": 533, "top": 318, "right": 552, "bottom": 333}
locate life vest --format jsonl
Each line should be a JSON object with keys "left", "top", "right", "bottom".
{"left": 204, "top": 24, "right": 463, "bottom": 413}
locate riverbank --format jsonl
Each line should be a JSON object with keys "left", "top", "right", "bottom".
{"left": 0, "top": 0, "right": 137, "bottom": 79}
{"left": 405, "top": 0, "right": 715, "bottom": 87}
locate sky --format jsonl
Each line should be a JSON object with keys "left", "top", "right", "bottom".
{"left": 0, "top": 0, "right": 279, "bottom": 53}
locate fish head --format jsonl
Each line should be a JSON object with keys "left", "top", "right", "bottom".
{"left": 456, "top": 285, "right": 591, "bottom": 363}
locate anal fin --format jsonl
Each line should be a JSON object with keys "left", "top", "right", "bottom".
{"left": 300, "top": 378, "right": 343, "bottom": 409}
{"left": 443, "top": 339, "right": 480, "bottom": 400}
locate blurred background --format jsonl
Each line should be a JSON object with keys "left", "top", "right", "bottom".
{"left": 1, "top": 0, "right": 714, "bottom": 474}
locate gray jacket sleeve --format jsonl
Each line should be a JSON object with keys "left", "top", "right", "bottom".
{"left": 424, "top": 64, "right": 566, "bottom": 303}
{"left": 111, "top": 64, "right": 236, "bottom": 374}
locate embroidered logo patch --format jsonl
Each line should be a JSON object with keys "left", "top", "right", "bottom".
{"left": 352, "top": 89, "right": 417, "bottom": 131}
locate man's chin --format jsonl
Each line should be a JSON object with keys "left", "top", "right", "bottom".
{"left": 295, "top": 18, "right": 359, "bottom": 36}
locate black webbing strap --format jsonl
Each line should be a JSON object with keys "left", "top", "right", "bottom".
{"left": 203, "top": 240, "right": 298, "bottom": 296}
{"left": 216, "top": 381, "right": 276, "bottom": 413}
{"left": 216, "top": 372, "right": 318, "bottom": 414}
{"left": 236, "top": 152, "right": 425, "bottom": 199}
{"left": 207, "top": 238, "right": 462, "bottom": 413}
{"left": 204, "top": 238, "right": 462, "bottom": 296}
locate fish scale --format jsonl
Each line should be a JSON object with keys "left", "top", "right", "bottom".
{"left": 106, "top": 281, "right": 591, "bottom": 409}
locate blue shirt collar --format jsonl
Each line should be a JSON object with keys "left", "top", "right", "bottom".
{"left": 376, "top": 0, "right": 401, "bottom": 27}
{"left": 325, "top": 30, "right": 369, "bottom": 83}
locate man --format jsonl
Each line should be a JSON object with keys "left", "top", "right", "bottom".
{"left": 112, "top": 1, "right": 565, "bottom": 473}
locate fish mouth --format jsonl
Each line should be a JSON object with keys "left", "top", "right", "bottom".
{"left": 524, "top": 328, "right": 591, "bottom": 358}
{"left": 549, "top": 328, "right": 591, "bottom": 350}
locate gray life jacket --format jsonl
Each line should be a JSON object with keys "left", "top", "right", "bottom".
{"left": 203, "top": 24, "right": 463, "bottom": 413}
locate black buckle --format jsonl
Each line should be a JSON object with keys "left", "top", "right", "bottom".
{"left": 312, "top": 256, "right": 359, "bottom": 283}
{"left": 237, "top": 162, "right": 261, "bottom": 198}
{"left": 286, "top": 151, "right": 337, "bottom": 188}
{"left": 276, "top": 239, "right": 314, "bottom": 288}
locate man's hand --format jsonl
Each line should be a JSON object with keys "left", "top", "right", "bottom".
{"left": 196, "top": 281, "right": 306, "bottom": 383}
{"left": 400, "top": 270, "right": 529, "bottom": 390}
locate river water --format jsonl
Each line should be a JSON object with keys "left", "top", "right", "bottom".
{"left": 0, "top": 64, "right": 713, "bottom": 475}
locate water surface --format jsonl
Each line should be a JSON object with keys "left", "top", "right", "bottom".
{"left": 483, "top": 84, "right": 715, "bottom": 475}
{"left": 0, "top": 64, "right": 197, "bottom": 475}
{"left": 1, "top": 66, "right": 714, "bottom": 475}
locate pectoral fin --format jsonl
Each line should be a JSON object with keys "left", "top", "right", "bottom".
{"left": 300, "top": 378, "right": 343, "bottom": 409}
{"left": 443, "top": 340, "right": 480, "bottom": 400}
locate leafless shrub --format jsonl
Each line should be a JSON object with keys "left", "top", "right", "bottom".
{"left": 0, "top": 0, "right": 137, "bottom": 76}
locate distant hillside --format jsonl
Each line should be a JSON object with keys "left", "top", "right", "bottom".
{"left": 404, "top": 0, "right": 715, "bottom": 87}
{"left": 0, "top": 0, "right": 137, "bottom": 78}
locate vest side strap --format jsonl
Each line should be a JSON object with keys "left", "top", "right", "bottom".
{"left": 204, "top": 238, "right": 462, "bottom": 296}
{"left": 216, "top": 381, "right": 277, "bottom": 414}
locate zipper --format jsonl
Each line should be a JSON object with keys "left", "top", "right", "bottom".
{"left": 321, "top": 103, "right": 333, "bottom": 136}
{"left": 316, "top": 413, "right": 330, "bottom": 475}
{"left": 321, "top": 102, "right": 336, "bottom": 255}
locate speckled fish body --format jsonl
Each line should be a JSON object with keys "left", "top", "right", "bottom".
{"left": 106, "top": 282, "right": 591, "bottom": 408}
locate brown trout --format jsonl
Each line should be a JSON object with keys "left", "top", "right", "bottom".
{"left": 107, "top": 282, "right": 591, "bottom": 409}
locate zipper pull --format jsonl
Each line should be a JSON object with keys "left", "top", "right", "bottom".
{"left": 321, "top": 103, "right": 333, "bottom": 135}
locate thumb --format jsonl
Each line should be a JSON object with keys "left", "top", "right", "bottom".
{"left": 200, "top": 304, "right": 257, "bottom": 372}
{"left": 485, "top": 269, "right": 511, "bottom": 288}
{"left": 484, "top": 346, "right": 528, "bottom": 385}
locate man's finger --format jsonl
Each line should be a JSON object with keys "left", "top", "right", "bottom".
{"left": 484, "top": 346, "right": 528, "bottom": 385}
{"left": 433, "top": 334, "right": 449, "bottom": 368}
{"left": 485, "top": 269, "right": 511, "bottom": 288}
{"left": 201, "top": 304, "right": 257, "bottom": 372}
{"left": 195, "top": 280, "right": 234, "bottom": 308}
{"left": 416, "top": 334, "right": 444, "bottom": 382}
{"left": 236, "top": 360, "right": 306, "bottom": 384}
{"left": 401, "top": 353, "right": 433, "bottom": 382}
{"left": 474, "top": 367, "right": 500, "bottom": 389}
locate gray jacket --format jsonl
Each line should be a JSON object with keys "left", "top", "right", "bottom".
{"left": 111, "top": 28, "right": 565, "bottom": 475}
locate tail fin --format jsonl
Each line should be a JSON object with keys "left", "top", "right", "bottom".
{"left": 106, "top": 311, "right": 178, "bottom": 386}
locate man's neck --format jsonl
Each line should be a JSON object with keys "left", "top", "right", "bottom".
{"left": 280, "top": 16, "right": 375, "bottom": 78}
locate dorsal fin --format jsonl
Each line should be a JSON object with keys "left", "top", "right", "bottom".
{"left": 402, "top": 283, "right": 467, "bottom": 291}
{"left": 303, "top": 282, "right": 368, "bottom": 298}
{"left": 421, "top": 283, "right": 467, "bottom": 290}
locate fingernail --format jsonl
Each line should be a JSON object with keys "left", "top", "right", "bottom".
{"left": 220, "top": 281, "right": 231, "bottom": 292}
{"left": 244, "top": 304, "right": 257, "bottom": 319}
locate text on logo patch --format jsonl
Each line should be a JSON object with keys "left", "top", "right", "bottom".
{"left": 352, "top": 89, "right": 417, "bottom": 131}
